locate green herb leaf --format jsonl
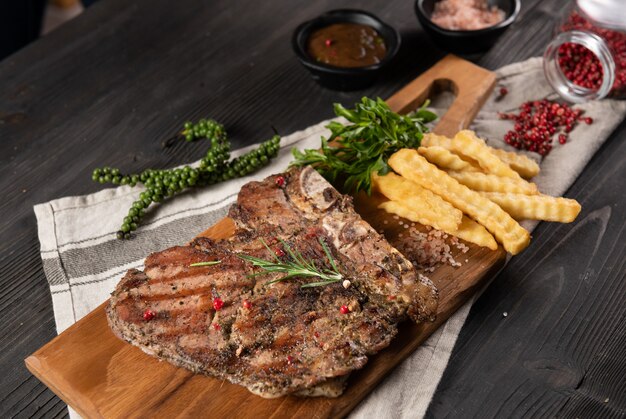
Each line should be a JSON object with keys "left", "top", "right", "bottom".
{"left": 189, "top": 261, "right": 221, "bottom": 267}
{"left": 290, "top": 97, "right": 436, "bottom": 194}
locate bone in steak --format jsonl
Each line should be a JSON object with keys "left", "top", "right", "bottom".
{"left": 106, "top": 166, "right": 438, "bottom": 398}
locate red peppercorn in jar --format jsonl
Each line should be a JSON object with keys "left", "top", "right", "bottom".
{"left": 543, "top": 0, "right": 626, "bottom": 102}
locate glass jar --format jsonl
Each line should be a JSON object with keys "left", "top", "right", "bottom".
{"left": 543, "top": 0, "right": 626, "bottom": 102}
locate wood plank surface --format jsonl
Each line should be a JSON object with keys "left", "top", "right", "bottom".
{"left": 25, "top": 55, "right": 505, "bottom": 418}
{"left": 2, "top": 0, "right": 625, "bottom": 417}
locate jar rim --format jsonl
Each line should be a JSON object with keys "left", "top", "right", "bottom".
{"left": 543, "top": 30, "right": 615, "bottom": 103}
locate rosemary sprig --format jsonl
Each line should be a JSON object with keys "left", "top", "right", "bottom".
{"left": 238, "top": 238, "right": 343, "bottom": 288}
{"left": 189, "top": 261, "right": 221, "bottom": 267}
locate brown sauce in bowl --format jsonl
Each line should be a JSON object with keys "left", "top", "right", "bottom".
{"left": 306, "top": 23, "right": 387, "bottom": 68}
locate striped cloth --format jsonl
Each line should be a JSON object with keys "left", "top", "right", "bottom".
{"left": 34, "top": 58, "right": 626, "bottom": 418}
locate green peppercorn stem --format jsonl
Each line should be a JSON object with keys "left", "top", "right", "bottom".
{"left": 91, "top": 121, "right": 281, "bottom": 239}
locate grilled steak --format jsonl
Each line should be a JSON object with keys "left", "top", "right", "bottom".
{"left": 107, "top": 166, "right": 438, "bottom": 398}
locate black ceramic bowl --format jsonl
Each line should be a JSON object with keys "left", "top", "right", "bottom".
{"left": 292, "top": 9, "right": 401, "bottom": 91}
{"left": 415, "top": 0, "right": 520, "bottom": 54}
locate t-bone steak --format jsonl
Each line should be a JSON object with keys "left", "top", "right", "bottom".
{"left": 106, "top": 166, "right": 438, "bottom": 398}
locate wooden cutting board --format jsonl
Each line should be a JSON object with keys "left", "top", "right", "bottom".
{"left": 26, "top": 55, "right": 503, "bottom": 418}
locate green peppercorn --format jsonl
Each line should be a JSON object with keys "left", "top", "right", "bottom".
{"left": 100, "top": 119, "right": 282, "bottom": 239}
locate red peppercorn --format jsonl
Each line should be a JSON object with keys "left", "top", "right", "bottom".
{"left": 275, "top": 175, "right": 285, "bottom": 187}
{"left": 275, "top": 247, "right": 285, "bottom": 257}
{"left": 324, "top": 39, "right": 333, "bottom": 47}
{"left": 501, "top": 99, "right": 585, "bottom": 156}
{"left": 340, "top": 305, "right": 349, "bottom": 314}
{"left": 213, "top": 297, "right": 224, "bottom": 311}
{"left": 143, "top": 309, "right": 156, "bottom": 321}
{"left": 499, "top": 87, "right": 508, "bottom": 96}
{"left": 556, "top": 11, "right": 626, "bottom": 97}
{"left": 213, "top": 323, "right": 221, "bottom": 331}
{"left": 559, "top": 134, "right": 567, "bottom": 144}
{"left": 584, "top": 117, "right": 593, "bottom": 124}
{"left": 242, "top": 299, "right": 252, "bottom": 309}
{"left": 287, "top": 355, "right": 294, "bottom": 365}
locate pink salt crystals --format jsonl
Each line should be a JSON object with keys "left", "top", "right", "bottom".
{"left": 430, "top": 0, "right": 505, "bottom": 31}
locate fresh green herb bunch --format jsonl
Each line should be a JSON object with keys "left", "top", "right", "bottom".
{"left": 290, "top": 97, "right": 437, "bottom": 194}
{"left": 91, "top": 120, "right": 281, "bottom": 240}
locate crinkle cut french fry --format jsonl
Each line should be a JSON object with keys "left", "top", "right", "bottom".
{"left": 423, "top": 132, "right": 540, "bottom": 179}
{"left": 418, "top": 146, "right": 481, "bottom": 172}
{"left": 453, "top": 215, "right": 498, "bottom": 250}
{"left": 422, "top": 133, "right": 452, "bottom": 148}
{"left": 372, "top": 172, "right": 462, "bottom": 232}
{"left": 422, "top": 133, "right": 483, "bottom": 170}
{"left": 481, "top": 192, "right": 581, "bottom": 222}
{"left": 489, "top": 148, "right": 540, "bottom": 179}
{"left": 389, "top": 149, "right": 530, "bottom": 255}
{"left": 452, "top": 130, "right": 521, "bottom": 179}
{"left": 447, "top": 171, "right": 538, "bottom": 195}
{"left": 379, "top": 201, "right": 498, "bottom": 250}
{"left": 376, "top": 200, "right": 450, "bottom": 236}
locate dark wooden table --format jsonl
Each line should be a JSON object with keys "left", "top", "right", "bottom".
{"left": 1, "top": 0, "right": 624, "bottom": 417}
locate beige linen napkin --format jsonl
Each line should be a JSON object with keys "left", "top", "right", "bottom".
{"left": 34, "top": 57, "right": 626, "bottom": 418}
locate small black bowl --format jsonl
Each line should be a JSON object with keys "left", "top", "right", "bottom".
{"left": 415, "top": 0, "right": 520, "bottom": 54}
{"left": 292, "top": 9, "right": 401, "bottom": 91}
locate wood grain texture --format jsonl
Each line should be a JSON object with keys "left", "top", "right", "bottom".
{"left": 386, "top": 55, "right": 495, "bottom": 137}
{"left": 2, "top": 0, "right": 625, "bottom": 417}
{"left": 25, "top": 56, "right": 505, "bottom": 418}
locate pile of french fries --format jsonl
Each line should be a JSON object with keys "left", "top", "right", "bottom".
{"left": 374, "top": 130, "right": 581, "bottom": 255}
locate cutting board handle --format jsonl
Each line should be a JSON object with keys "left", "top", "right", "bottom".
{"left": 386, "top": 54, "right": 496, "bottom": 137}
